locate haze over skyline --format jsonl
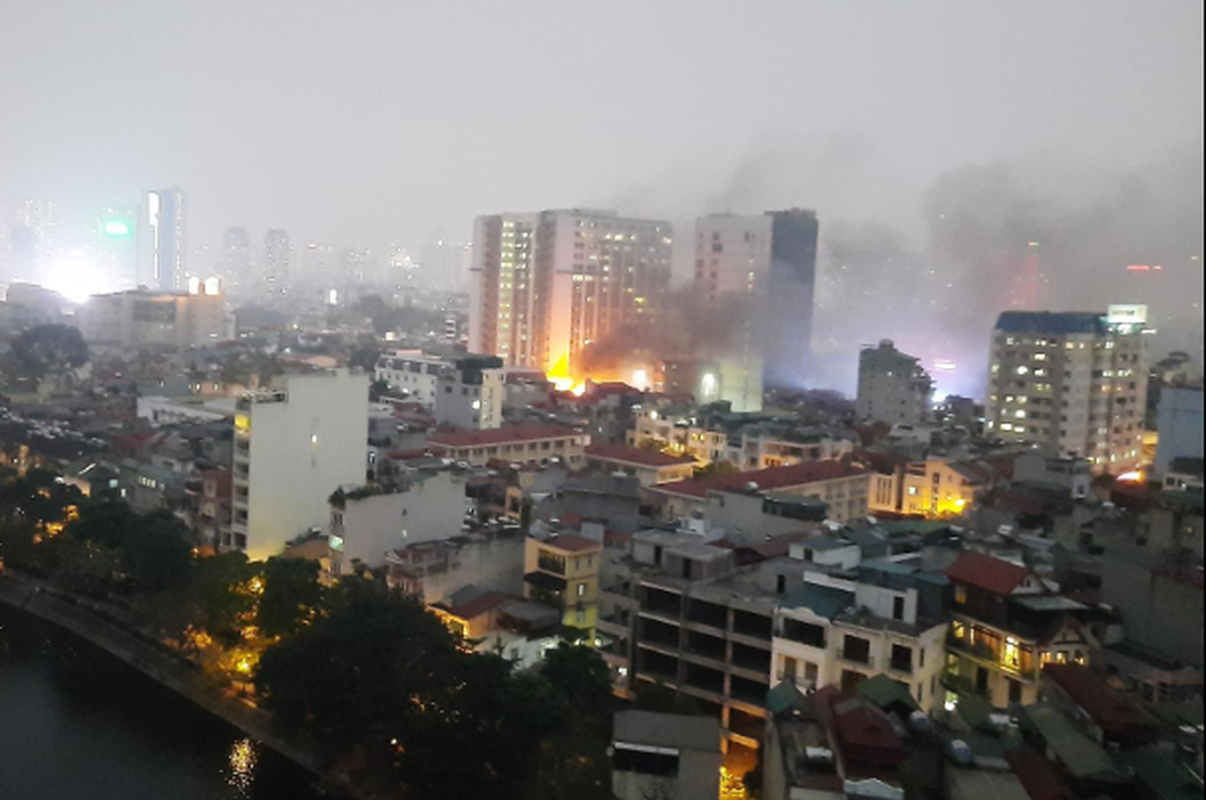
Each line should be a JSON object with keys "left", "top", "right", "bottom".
{"left": 2, "top": 0, "right": 1203, "bottom": 395}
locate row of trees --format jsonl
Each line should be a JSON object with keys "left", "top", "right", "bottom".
{"left": 0, "top": 466, "right": 619, "bottom": 799}
{"left": 0, "top": 468, "right": 192, "bottom": 596}
{"left": 253, "top": 579, "right": 617, "bottom": 799}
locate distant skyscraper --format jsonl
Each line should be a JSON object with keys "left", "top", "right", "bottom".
{"left": 340, "top": 248, "right": 377, "bottom": 285}
{"left": 92, "top": 205, "right": 138, "bottom": 290}
{"left": 986, "top": 305, "right": 1151, "bottom": 473}
{"left": 388, "top": 244, "right": 418, "bottom": 286}
{"left": 302, "top": 242, "right": 335, "bottom": 283}
{"left": 420, "top": 233, "right": 472, "bottom": 292}
{"left": 694, "top": 209, "right": 819, "bottom": 411}
{"left": 262, "top": 228, "right": 290, "bottom": 295}
{"left": 3, "top": 198, "right": 56, "bottom": 283}
{"left": 138, "top": 187, "right": 187, "bottom": 290}
{"left": 470, "top": 209, "right": 672, "bottom": 379}
{"left": 221, "top": 227, "right": 253, "bottom": 289}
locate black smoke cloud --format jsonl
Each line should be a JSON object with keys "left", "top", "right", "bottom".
{"left": 596, "top": 138, "right": 1203, "bottom": 400}
{"left": 812, "top": 146, "right": 1204, "bottom": 398}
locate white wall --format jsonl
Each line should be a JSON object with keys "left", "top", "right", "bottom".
{"left": 333, "top": 470, "right": 469, "bottom": 569}
{"left": 241, "top": 371, "right": 368, "bottom": 560}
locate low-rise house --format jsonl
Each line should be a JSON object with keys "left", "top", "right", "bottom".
{"left": 772, "top": 561, "right": 949, "bottom": 713}
{"left": 945, "top": 551, "right": 1098, "bottom": 708}
{"left": 650, "top": 461, "right": 871, "bottom": 525}
{"left": 384, "top": 529, "right": 526, "bottom": 605}
{"left": 611, "top": 710, "right": 722, "bottom": 800}
{"left": 328, "top": 469, "right": 469, "bottom": 574}
{"left": 584, "top": 443, "right": 697, "bottom": 486}
{"left": 763, "top": 685, "right": 910, "bottom": 800}
{"left": 1041, "top": 663, "right": 1160, "bottom": 751}
{"left": 523, "top": 532, "right": 602, "bottom": 636}
{"left": 1020, "top": 703, "right": 1134, "bottom": 797}
{"left": 428, "top": 423, "right": 588, "bottom": 468}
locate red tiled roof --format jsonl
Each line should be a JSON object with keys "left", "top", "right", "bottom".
{"left": 1043, "top": 664, "right": 1159, "bottom": 740}
{"left": 946, "top": 551, "right": 1032, "bottom": 596}
{"left": 832, "top": 701, "right": 904, "bottom": 766}
{"left": 1007, "top": 750, "right": 1077, "bottom": 800}
{"left": 428, "top": 423, "right": 581, "bottom": 448}
{"left": 542, "top": 534, "right": 602, "bottom": 553}
{"left": 651, "top": 460, "right": 867, "bottom": 499}
{"left": 445, "top": 591, "right": 516, "bottom": 621}
{"left": 586, "top": 443, "right": 696, "bottom": 468}
{"left": 1152, "top": 565, "right": 1205, "bottom": 589}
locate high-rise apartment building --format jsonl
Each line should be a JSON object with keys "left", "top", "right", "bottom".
{"left": 3, "top": 198, "right": 56, "bottom": 282}
{"left": 138, "top": 187, "right": 187, "bottom": 290}
{"left": 231, "top": 370, "right": 369, "bottom": 560}
{"left": 221, "top": 227, "right": 253, "bottom": 289}
{"left": 92, "top": 206, "right": 138, "bottom": 290}
{"left": 262, "top": 228, "right": 290, "bottom": 295}
{"left": 857, "top": 339, "right": 934, "bottom": 425}
{"left": 694, "top": 210, "right": 819, "bottom": 412}
{"left": 986, "top": 305, "right": 1151, "bottom": 473}
{"left": 470, "top": 209, "right": 672, "bottom": 379}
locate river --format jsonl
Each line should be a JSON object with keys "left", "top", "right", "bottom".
{"left": 0, "top": 603, "right": 327, "bottom": 800}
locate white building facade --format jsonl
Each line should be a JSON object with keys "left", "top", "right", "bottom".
{"left": 231, "top": 370, "right": 369, "bottom": 560}
{"left": 987, "top": 306, "right": 1150, "bottom": 473}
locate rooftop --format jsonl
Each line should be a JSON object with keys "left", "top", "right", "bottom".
{"left": 538, "top": 533, "right": 602, "bottom": 553}
{"left": 1022, "top": 703, "right": 1124, "bottom": 781}
{"left": 585, "top": 443, "right": 696, "bottom": 468}
{"left": 946, "top": 551, "right": 1032, "bottom": 596}
{"left": 428, "top": 423, "right": 581, "bottom": 448}
{"left": 995, "top": 311, "right": 1107, "bottom": 335}
{"left": 1042, "top": 664, "right": 1158, "bottom": 737}
{"left": 652, "top": 460, "right": 866, "bottom": 500}
{"left": 612, "top": 710, "right": 721, "bottom": 753}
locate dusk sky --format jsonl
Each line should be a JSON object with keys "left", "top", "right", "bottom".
{"left": 2, "top": 0, "right": 1201, "bottom": 256}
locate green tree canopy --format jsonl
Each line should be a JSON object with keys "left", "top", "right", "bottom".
{"left": 9, "top": 324, "right": 89, "bottom": 377}
{"left": 255, "top": 556, "right": 323, "bottom": 639}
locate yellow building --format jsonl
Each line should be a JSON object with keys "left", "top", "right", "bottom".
{"left": 901, "top": 459, "right": 993, "bottom": 518}
{"left": 523, "top": 534, "right": 602, "bottom": 635}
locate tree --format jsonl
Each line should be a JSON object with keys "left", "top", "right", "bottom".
{"left": 348, "top": 333, "right": 381, "bottom": 372}
{"left": 189, "top": 551, "right": 259, "bottom": 642}
{"left": 255, "top": 556, "right": 323, "bottom": 639}
{"left": 540, "top": 644, "right": 614, "bottom": 717}
{"left": 66, "top": 502, "right": 193, "bottom": 593}
{"left": 121, "top": 510, "right": 194, "bottom": 592}
{"left": 9, "top": 324, "right": 89, "bottom": 377}
{"left": 256, "top": 580, "right": 461, "bottom": 748}
{"left": 45, "top": 537, "right": 121, "bottom": 597}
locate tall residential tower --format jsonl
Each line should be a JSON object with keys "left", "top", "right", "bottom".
{"left": 470, "top": 209, "right": 672, "bottom": 380}
{"left": 693, "top": 209, "right": 819, "bottom": 412}
{"left": 138, "top": 187, "right": 187, "bottom": 290}
{"left": 986, "top": 305, "right": 1151, "bottom": 473}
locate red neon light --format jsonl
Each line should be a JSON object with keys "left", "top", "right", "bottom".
{"left": 1127, "top": 264, "right": 1151, "bottom": 272}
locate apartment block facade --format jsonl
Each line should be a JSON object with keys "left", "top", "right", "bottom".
{"left": 469, "top": 209, "right": 672, "bottom": 378}
{"left": 986, "top": 306, "right": 1150, "bottom": 473}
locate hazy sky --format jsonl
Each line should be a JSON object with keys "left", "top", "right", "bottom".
{"left": 1, "top": 0, "right": 1201, "bottom": 255}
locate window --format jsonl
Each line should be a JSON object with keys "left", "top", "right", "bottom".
{"left": 1008, "top": 678, "right": 1023, "bottom": 705}
{"left": 954, "top": 585, "right": 968, "bottom": 605}
{"left": 576, "top": 583, "right": 587, "bottom": 598}
{"left": 891, "top": 644, "right": 913, "bottom": 673}
{"left": 892, "top": 596, "right": 906, "bottom": 621}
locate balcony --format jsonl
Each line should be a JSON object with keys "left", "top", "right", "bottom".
{"left": 839, "top": 648, "right": 874, "bottom": 668}
{"left": 732, "top": 610, "right": 773, "bottom": 642}
{"left": 640, "top": 586, "right": 683, "bottom": 619}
